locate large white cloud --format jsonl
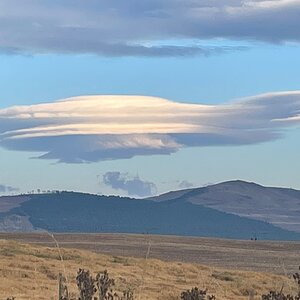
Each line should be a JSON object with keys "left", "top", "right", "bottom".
{"left": 0, "top": 0, "right": 300, "bottom": 56}
{"left": 0, "top": 91, "right": 299, "bottom": 163}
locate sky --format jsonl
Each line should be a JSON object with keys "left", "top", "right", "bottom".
{"left": 0, "top": 0, "right": 300, "bottom": 197}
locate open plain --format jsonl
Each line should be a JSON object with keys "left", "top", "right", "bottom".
{"left": 1, "top": 233, "right": 300, "bottom": 274}
{"left": 0, "top": 237, "right": 300, "bottom": 300}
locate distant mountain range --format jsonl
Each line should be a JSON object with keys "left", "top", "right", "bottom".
{"left": 0, "top": 180, "right": 300, "bottom": 240}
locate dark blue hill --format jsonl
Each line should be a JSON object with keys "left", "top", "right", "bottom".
{"left": 5, "top": 191, "right": 300, "bottom": 240}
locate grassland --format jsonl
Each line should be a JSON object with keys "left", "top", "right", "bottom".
{"left": 0, "top": 236, "right": 299, "bottom": 299}
{"left": 1, "top": 233, "right": 300, "bottom": 274}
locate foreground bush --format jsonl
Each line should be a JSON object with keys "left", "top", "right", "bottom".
{"left": 261, "top": 291, "right": 300, "bottom": 300}
{"left": 180, "top": 287, "right": 216, "bottom": 300}
{"left": 57, "top": 269, "right": 134, "bottom": 300}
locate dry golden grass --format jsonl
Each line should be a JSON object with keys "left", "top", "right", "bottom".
{"left": 0, "top": 239, "right": 298, "bottom": 300}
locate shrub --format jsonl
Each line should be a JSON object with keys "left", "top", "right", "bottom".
{"left": 75, "top": 269, "right": 134, "bottom": 300}
{"left": 261, "top": 266, "right": 300, "bottom": 300}
{"left": 76, "top": 269, "right": 97, "bottom": 300}
{"left": 261, "top": 291, "right": 300, "bottom": 300}
{"left": 180, "top": 287, "right": 216, "bottom": 300}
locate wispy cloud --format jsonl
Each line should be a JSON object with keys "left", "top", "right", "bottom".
{"left": 0, "top": 184, "right": 19, "bottom": 194}
{"left": 0, "top": 91, "right": 300, "bottom": 163}
{"left": 178, "top": 180, "right": 194, "bottom": 189}
{"left": 103, "top": 171, "right": 157, "bottom": 197}
{"left": 0, "top": 0, "right": 299, "bottom": 57}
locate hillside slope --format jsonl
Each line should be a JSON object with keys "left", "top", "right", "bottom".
{"left": 1, "top": 191, "right": 300, "bottom": 240}
{"left": 149, "top": 180, "right": 300, "bottom": 232}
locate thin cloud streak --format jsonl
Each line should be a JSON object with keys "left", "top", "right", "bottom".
{"left": 0, "top": 91, "right": 300, "bottom": 163}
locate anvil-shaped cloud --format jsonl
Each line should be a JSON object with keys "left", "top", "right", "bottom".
{"left": 0, "top": 92, "right": 300, "bottom": 163}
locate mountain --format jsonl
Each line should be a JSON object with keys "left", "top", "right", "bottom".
{"left": 1, "top": 189, "right": 300, "bottom": 240}
{"left": 148, "top": 180, "right": 300, "bottom": 233}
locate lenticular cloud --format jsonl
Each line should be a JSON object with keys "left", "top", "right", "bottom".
{"left": 1, "top": 0, "right": 300, "bottom": 57}
{"left": 0, "top": 92, "right": 300, "bottom": 163}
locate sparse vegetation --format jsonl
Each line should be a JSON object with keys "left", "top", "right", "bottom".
{"left": 59, "top": 273, "right": 69, "bottom": 300}
{"left": 58, "top": 268, "right": 134, "bottom": 300}
{"left": 261, "top": 291, "right": 300, "bottom": 300}
{"left": 292, "top": 267, "right": 300, "bottom": 290}
{"left": 211, "top": 271, "right": 235, "bottom": 282}
{"left": 76, "top": 269, "right": 97, "bottom": 300}
{"left": 181, "top": 288, "right": 216, "bottom": 300}
{"left": 1, "top": 239, "right": 300, "bottom": 300}
{"left": 96, "top": 269, "right": 116, "bottom": 300}
{"left": 261, "top": 267, "right": 300, "bottom": 300}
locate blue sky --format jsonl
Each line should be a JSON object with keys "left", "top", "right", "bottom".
{"left": 0, "top": 0, "right": 300, "bottom": 196}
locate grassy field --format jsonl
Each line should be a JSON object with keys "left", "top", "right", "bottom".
{"left": 0, "top": 238, "right": 299, "bottom": 300}
{"left": 1, "top": 233, "right": 300, "bottom": 273}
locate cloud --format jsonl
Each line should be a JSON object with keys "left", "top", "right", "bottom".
{"left": 0, "top": 184, "right": 19, "bottom": 193}
{"left": 0, "top": 0, "right": 299, "bottom": 56}
{"left": 103, "top": 171, "right": 157, "bottom": 197}
{"left": 178, "top": 180, "right": 194, "bottom": 189}
{"left": 0, "top": 91, "right": 300, "bottom": 163}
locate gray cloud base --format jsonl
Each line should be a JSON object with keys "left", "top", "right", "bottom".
{"left": 0, "top": 91, "right": 299, "bottom": 163}
{"left": 0, "top": 0, "right": 300, "bottom": 57}
{"left": 103, "top": 171, "right": 157, "bottom": 197}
